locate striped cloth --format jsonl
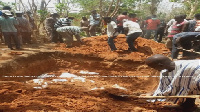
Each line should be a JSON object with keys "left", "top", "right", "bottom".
{"left": 54, "top": 18, "right": 72, "bottom": 29}
{"left": 167, "top": 21, "right": 185, "bottom": 38}
{"left": 56, "top": 26, "right": 81, "bottom": 35}
{"left": 152, "top": 60, "right": 200, "bottom": 104}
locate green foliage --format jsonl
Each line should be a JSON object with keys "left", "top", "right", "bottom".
{"left": 55, "top": 3, "right": 66, "bottom": 15}
{"left": 37, "top": 9, "right": 48, "bottom": 22}
{"left": 0, "top": 1, "right": 16, "bottom": 10}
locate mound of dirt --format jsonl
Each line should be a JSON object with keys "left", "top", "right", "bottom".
{"left": 1, "top": 34, "right": 188, "bottom": 112}
{"left": 55, "top": 34, "right": 169, "bottom": 61}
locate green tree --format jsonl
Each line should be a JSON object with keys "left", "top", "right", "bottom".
{"left": 55, "top": 0, "right": 77, "bottom": 17}
{"left": 171, "top": 0, "right": 200, "bottom": 18}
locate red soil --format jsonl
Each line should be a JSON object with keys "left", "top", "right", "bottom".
{"left": 1, "top": 35, "right": 193, "bottom": 112}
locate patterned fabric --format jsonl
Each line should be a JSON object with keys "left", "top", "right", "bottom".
{"left": 89, "top": 13, "right": 100, "bottom": 25}
{"left": 195, "top": 20, "right": 200, "bottom": 28}
{"left": 56, "top": 26, "right": 81, "bottom": 35}
{"left": 152, "top": 60, "right": 200, "bottom": 104}
{"left": 54, "top": 18, "right": 72, "bottom": 29}
{"left": 16, "top": 17, "right": 31, "bottom": 32}
{"left": 168, "top": 21, "right": 185, "bottom": 38}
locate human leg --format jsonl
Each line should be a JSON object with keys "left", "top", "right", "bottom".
{"left": 154, "top": 30, "right": 158, "bottom": 41}
{"left": 117, "top": 26, "right": 123, "bottom": 34}
{"left": 82, "top": 27, "right": 90, "bottom": 37}
{"left": 11, "top": 32, "right": 20, "bottom": 49}
{"left": 171, "top": 37, "right": 180, "bottom": 59}
{"left": 74, "top": 34, "right": 82, "bottom": 43}
{"left": 126, "top": 32, "right": 141, "bottom": 51}
{"left": 3, "top": 32, "right": 13, "bottom": 49}
{"left": 89, "top": 25, "right": 97, "bottom": 36}
{"left": 107, "top": 36, "right": 117, "bottom": 51}
{"left": 145, "top": 30, "right": 151, "bottom": 39}
{"left": 166, "top": 37, "right": 173, "bottom": 51}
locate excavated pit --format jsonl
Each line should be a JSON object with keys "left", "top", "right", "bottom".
{"left": 0, "top": 35, "right": 190, "bottom": 112}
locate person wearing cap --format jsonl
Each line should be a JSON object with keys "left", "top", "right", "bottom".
{"left": 45, "top": 13, "right": 62, "bottom": 43}
{"left": 123, "top": 14, "right": 142, "bottom": 52}
{"left": 0, "top": 10, "right": 20, "bottom": 50}
{"left": 89, "top": 10, "right": 100, "bottom": 36}
{"left": 15, "top": 11, "right": 32, "bottom": 44}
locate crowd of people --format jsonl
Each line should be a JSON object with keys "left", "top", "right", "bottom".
{"left": 1, "top": 6, "right": 200, "bottom": 57}
{"left": 1, "top": 5, "right": 200, "bottom": 111}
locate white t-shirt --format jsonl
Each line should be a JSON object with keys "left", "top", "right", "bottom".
{"left": 107, "top": 21, "right": 119, "bottom": 37}
{"left": 123, "top": 20, "right": 142, "bottom": 35}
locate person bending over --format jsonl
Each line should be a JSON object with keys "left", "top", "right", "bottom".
{"left": 146, "top": 54, "right": 200, "bottom": 111}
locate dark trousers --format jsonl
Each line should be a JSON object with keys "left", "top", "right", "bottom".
{"left": 171, "top": 32, "right": 200, "bottom": 59}
{"left": 52, "top": 30, "right": 63, "bottom": 43}
{"left": 118, "top": 26, "right": 124, "bottom": 34}
{"left": 108, "top": 36, "right": 117, "bottom": 51}
{"left": 3, "top": 32, "right": 20, "bottom": 49}
{"left": 145, "top": 30, "right": 158, "bottom": 41}
{"left": 156, "top": 29, "right": 165, "bottom": 42}
{"left": 126, "top": 32, "right": 142, "bottom": 51}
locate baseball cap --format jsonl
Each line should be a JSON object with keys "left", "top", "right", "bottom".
{"left": 2, "top": 10, "right": 12, "bottom": 16}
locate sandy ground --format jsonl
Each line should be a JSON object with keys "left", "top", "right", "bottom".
{"left": 0, "top": 34, "right": 199, "bottom": 112}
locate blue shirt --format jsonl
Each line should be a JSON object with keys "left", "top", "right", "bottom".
{"left": 0, "top": 16, "right": 18, "bottom": 32}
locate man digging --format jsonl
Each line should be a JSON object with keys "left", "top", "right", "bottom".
{"left": 145, "top": 54, "right": 200, "bottom": 111}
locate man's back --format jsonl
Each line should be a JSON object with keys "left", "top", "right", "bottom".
{"left": 0, "top": 16, "right": 18, "bottom": 32}
{"left": 146, "top": 19, "right": 160, "bottom": 30}
{"left": 123, "top": 21, "right": 142, "bottom": 35}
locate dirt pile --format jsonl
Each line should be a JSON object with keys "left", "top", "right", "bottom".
{"left": 0, "top": 35, "right": 189, "bottom": 112}
{"left": 55, "top": 34, "right": 169, "bottom": 61}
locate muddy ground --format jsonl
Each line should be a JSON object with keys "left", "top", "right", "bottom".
{"left": 0, "top": 34, "right": 199, "bottom": 112}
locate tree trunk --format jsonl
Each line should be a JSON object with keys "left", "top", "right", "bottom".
{"left": 188, "top": 1, "right": 199, "bottom": 18}
{"left": 150, "top": 0, "right": 157, "bottom": 15}
{"left": 106, "top": 0, "right": 114, "bottom": 16}
{"left": 40, "top": 0, "right": 46, "bottom": 10}
{"left": 110, "top": 0, "right": 121, "bottom": 17}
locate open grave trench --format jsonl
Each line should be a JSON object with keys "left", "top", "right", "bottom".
{"left": 0, "top": 50, "right": 157, "bottom": 90}
{"left": 0, "top": 51, "right": 177, "bottom": 112}
{"left": 0, "top": 35, "right": 186, "bottom": 111}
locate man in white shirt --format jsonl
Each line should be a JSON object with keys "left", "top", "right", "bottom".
{"left": 123, "top": 15, "right": 142, "bottom": 52}
{"left": 103, "top": 17, "right": 119, "bottom": 51}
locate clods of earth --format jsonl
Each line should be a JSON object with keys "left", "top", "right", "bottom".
{"left": 0, "top": 34, "right": 198, "bottom": 112}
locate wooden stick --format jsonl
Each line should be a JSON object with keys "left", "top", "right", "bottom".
{"left": 120, "top": 95, "right": 200, "bottom": 99}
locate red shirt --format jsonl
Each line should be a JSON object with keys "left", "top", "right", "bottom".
{"left": 130, "top": 17, "right": 138, "bottom": 22}
{"left": 117, "top": 15, "right": 129, "bottom": 26}
{"left": 146, "top": 19, "right": 160, "bottom": 30}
